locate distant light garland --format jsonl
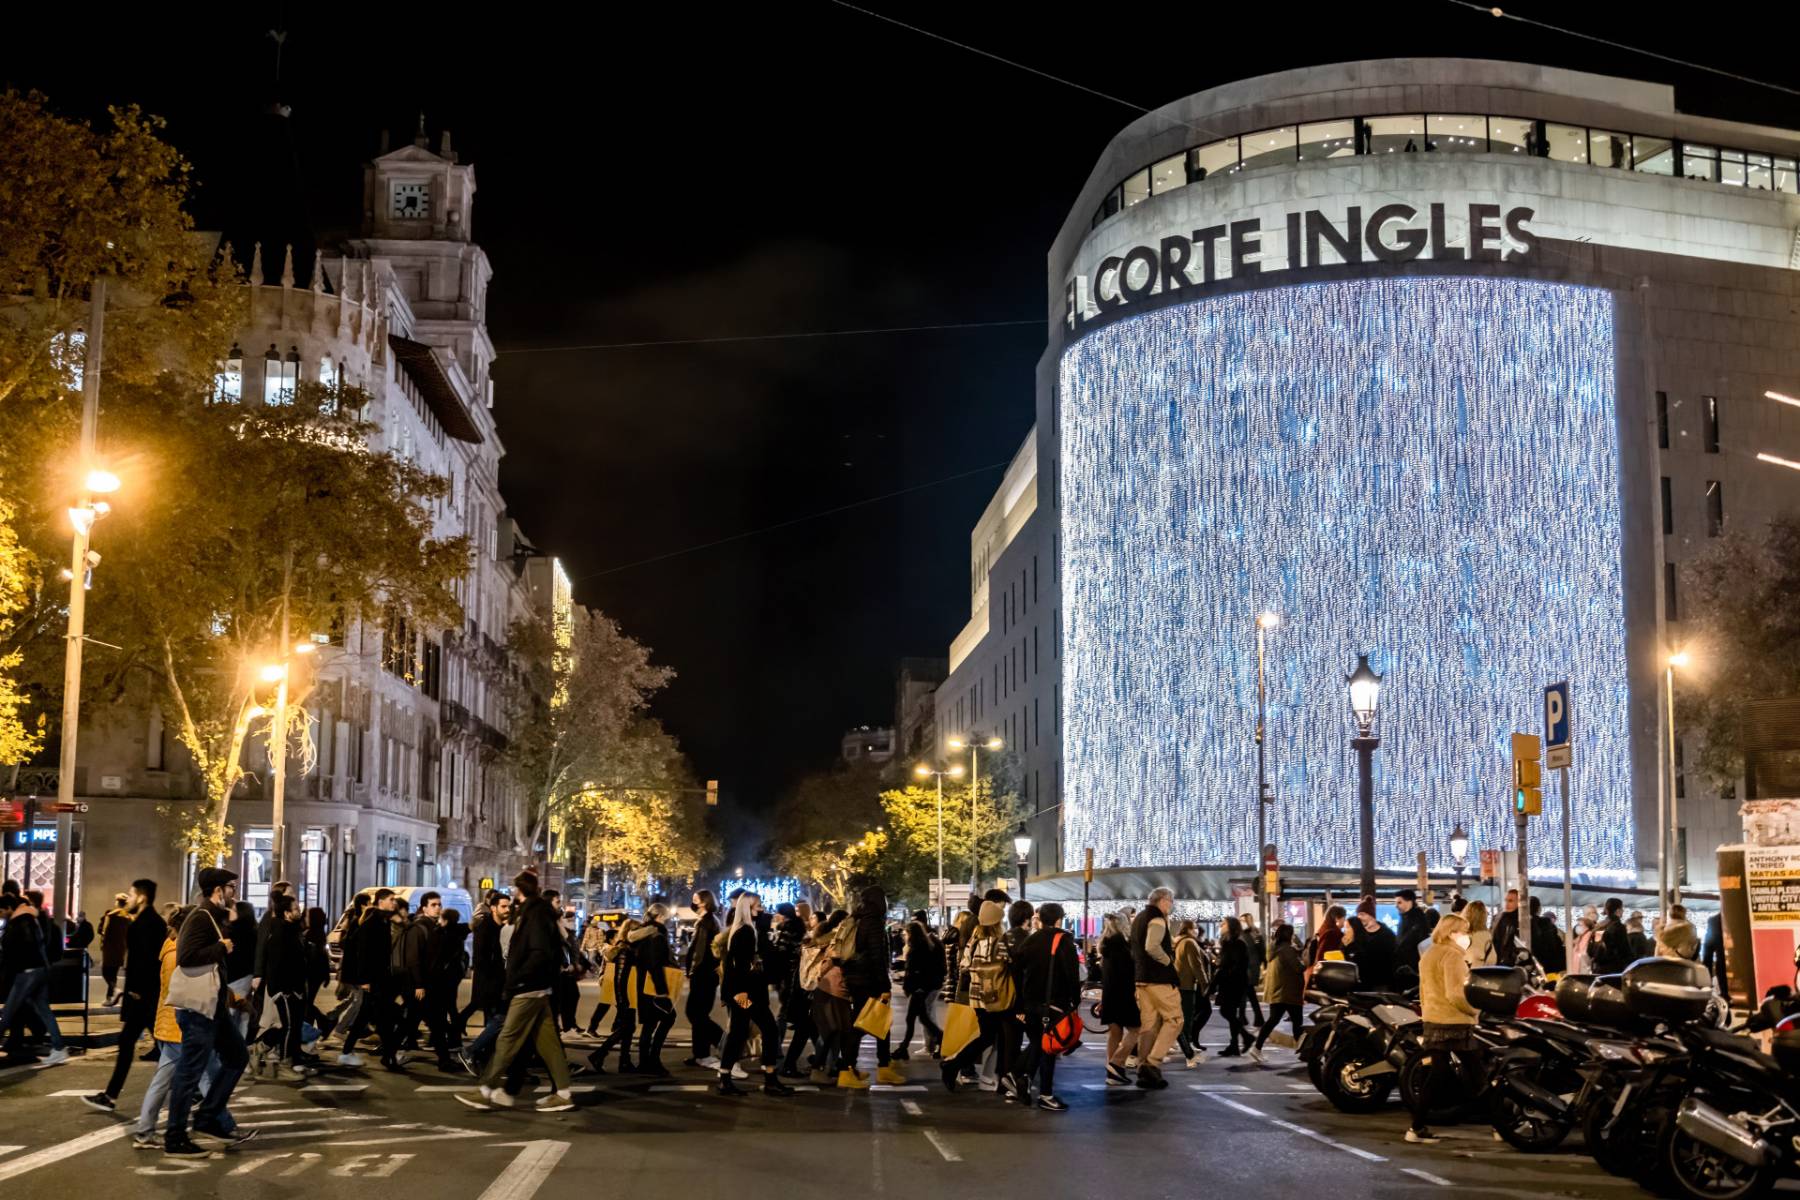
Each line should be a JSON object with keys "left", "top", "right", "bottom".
{"left": 1058, "top": 277, "right": 1632, "bottom": 880}
{"left": 709, "top": 876, "right": 808, "bottom": 908}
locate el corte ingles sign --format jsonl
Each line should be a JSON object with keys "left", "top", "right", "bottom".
{"left": 1066, "top": 201, "right": 1541, "bottom": 330}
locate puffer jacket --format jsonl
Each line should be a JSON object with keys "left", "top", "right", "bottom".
{"left": 1261, "top": 942, "right": 1304, "bottom": 1005}
{"left": 1419, "top": 940, "right": 1479, "bottom": 1026}
{"left": 153, "top": 932, "right": 183, "bottom": 1043}
{"left": 1173, "top": 935, "right": 1209, "bottom": 991}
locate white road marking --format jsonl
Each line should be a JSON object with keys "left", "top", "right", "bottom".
{"left": 323, "top": 1124, "right": 488, "bottom": 1146}
{"left": 870, "top": 1084, "right": 927, "bottom": 1092}
{"left": 921, "top": 1128, "right": 961, "bottom": 1163}
{"left": 0, "top": 1124, "right": 131, "bottom": 1183}
{"left": 479, "top": 1140, "right": 571, "bottom": 1200}
{"left": 0, "top": 1147, "right": 23, "bottom": 1159}
{"left": 648, "top": 1084, "right": 708, "bottom": 1092}
{"left": 299, "top": 1083, "right": 368, "bottom": 1092}
{"left": 900, "top": 1100, "right": 924, "bottom": 1116}
{"left": 1188, "top": 1083, "right": 1250, "bottom": 1091}
{"left": 1403, "top": 1168, "right": 1454, "bottom": 1187}
{"left": 49, "top": 1089, "right": 97, "bottom": 1097}
{"left": 1268, "top": 1118, "right": 1386, "bottom": 1163}
{"left": 1208, "top": 1095, "right": 1265, "bottom": 1117}
{"left": 1287, "top": 1083, "right": 1316, "bottom": 1091}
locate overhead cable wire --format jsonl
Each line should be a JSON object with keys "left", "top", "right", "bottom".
{"left": 500, "top": 317, "right": 1040, "bottom": 355}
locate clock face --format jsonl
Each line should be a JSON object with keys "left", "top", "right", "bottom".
{"left": 391, "top": 181, "right": 429, "bottom": 219}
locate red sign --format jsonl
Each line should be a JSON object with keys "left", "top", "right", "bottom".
{"left": 43, "top": 801, "right": 87, "bottom": 814}
{"left": 0, "top": 800, "right": 22, "bottom": 828}
{"left": 1479, "top": 849, "right": 1501, "bottom": 883}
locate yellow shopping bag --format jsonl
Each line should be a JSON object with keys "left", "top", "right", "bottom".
{"left": 939, "top": 1001, "right": 980, "bottom": 1061}
{"left": 854, "top": 997, "right": 892, "bottom": 1039}
{"left": 599, "top": 968, "right": 616, "bottom": 1007}
{"left": 663, "top": 967, "right": 687, "bottom": 1003}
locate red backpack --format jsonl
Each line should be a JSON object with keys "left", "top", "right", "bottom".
{"left": 1038, "top": 932, "right": 1083, "bottom": 1056}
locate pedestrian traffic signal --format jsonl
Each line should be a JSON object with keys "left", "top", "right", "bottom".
{"left": 1511, "top": 732, "right": 1542, "bottom": 815}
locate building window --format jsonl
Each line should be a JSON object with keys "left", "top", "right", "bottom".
{"left": 1703, "top": 395, "right": 1719, "bottom": 453}
{"left": 1661, "top": 476, "right": 1673, "bottom": 536}
{"left": 1149, "top": 153, "right": 1185, "bottom": 196}
{"left": 1545, "top": 123, "right": 1589, "bottom": 164}
{"left": 1656, "top": 391, "right": 1669, "bottom": 449}
{"left": 213, "top": 344, "right": 243, "bottom": 403}
{"left": 1589, "top": 130, "right": 1631, "bottom": 169}
{"left": 263, "top": 344, "right": 298, "bottom": 405}
{"left": 1487, "top": 117, "right": 1534, "bottom": 155}
{"left": 1363, "top": 115, "right": 1423, "bottom": 155}
{"left": 1682, "top": 143, "right": 1719, "bottom": 181}
{"left": 1121, "top": 168, "right": 1150, "bottom": 209}
{"left": 1665, "top": 561, "right": 1679, "bottom": 621}
{"left": 1720, "top": 148, "right": 1747, "bottom": 187}
{"left": 1747, "top": 153, "right": 1774, "bottom": 190}
{"left": 1706, "top": 480, "right": 1724, "bottom": 536}
{"left": 1427, "top": 114, "right": 1487, "bottom": 153}
{"left": 1298, "top": 119, "right": 1356, "bottom": 161}
{"left": 1189, "top": 138, "right": 1239, "bottom": 181}
{"left": 1634, "top": 136, "right": 1675, "bottom": 175}
{"left": 1777, "top": 158, "right": 1799, "bottom": 193}
{"left": 1240, "top": 126, "right": 1297, "bottom": 172}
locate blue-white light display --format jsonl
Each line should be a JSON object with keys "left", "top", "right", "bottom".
{"left": 1058, "top": 277, "right": 1631, "bottom": 880}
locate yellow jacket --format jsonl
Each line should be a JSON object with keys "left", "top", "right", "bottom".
{"left": 1418, "top": 941, "right": 1478, "bottom": 1026}
{"left": 153, "top": 932, "right": 182, "bottom": 1043}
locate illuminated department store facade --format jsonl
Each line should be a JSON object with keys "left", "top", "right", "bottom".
{"left": 937, "top": 58, "right": 1800, "bottom": 905}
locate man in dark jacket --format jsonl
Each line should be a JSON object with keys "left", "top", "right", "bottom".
{"left": 1491, "top": 889, "right": 1528, "bottom": 966}
{"left": 460, "top": 893, "right": 507, "bottom": 1039}
{"left": 1345, "top": 900, "right": 1398, "bottom": 989}
{"left": 464, "top": 872, "right": 573, "bottom": 1111}
{"left": 340, "top": 888, "right": 398, "bottom": 1069}
{"left": 165, "top": 867, "right": 252, "bottom": 1157}
{"left": 683, "top": 891, "right": 723, "bottom": 1067}
{"left": 84, "top": 879, "right": 165, "bottom": 1109}
{"left": 1529, "top": 897, "right": 1566, "bottom": 973}
{"left": 390, "top": 892, "right": 438, "bottom": 1063}
{"left": 1007, "top": 902, "right": 1080, "bottom": 1111}
{"left": 1591, "top": 897, "right": 1635, "bottom": 975}
{"left": 1394, "top": 890, "right": 1434, "bottom": 977}
{"left": 1702, "top": 911, "right": 1727, "bottom": 985}
{"left": 426, "top": 908, "right": 466, "bottom": 1069}
{"left": 0, "top": 891, "right": 66, "bottom": 1064}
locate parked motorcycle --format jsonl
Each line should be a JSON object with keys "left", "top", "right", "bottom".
{"left": 1301, "top": 960, "right": 1416, "bottom": 1113}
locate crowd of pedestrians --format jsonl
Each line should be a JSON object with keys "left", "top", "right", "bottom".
{"left": 0, "top": 858, "right": 1728, "bottom": 1157}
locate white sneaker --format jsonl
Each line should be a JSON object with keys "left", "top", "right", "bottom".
{"left": 696, "top": 1056, "right": 721, "bottom": 1070}
{"left": 731, "top": 1064, "right": 749, "bottom": 1080}
{"left": 1184, "top": 1055, "right": 1199, "bottom": 1069}
{"left": 1247, "top": 1047, "right": 1266, "bottom": 1064}
{"left": 486, "top": 1086, "right": 515, "bottom": 1108}
{"left": 336, "top": 1051, "right": 364, "bottom": 1067}
{"left": 537, "top": 1089, "right": 574, "bottom": 1112}
{"left": 1124, "top": 1056, "right": 1139, "bottom": 1069}
{"left": 1405, "top": 1129, "right": 1440, "bottom": 1145}
{"left": 977, "top": 1075, "right": 999, "bottom": 1092}
{"left": 42, "top": 1048, "right": 69, "bottom": 1066}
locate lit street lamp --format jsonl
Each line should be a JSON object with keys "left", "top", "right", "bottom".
{"left": 1346, "top": 653, "right": 1383, "bottom": 900}
{"left": 1013, "top": 823, "right": 1032, "bottom": 899}
{"left": 915, "top": 762, "right": 965, "bottom": 926}
{"left": 948, "top": 734, "right": 1002, "bottom": 891}
{"left": 1449, "top": 821, "right": 1470, "bottom": 898}
{"left": 1254, "top": 611, "right": 1279, "bottom": 935}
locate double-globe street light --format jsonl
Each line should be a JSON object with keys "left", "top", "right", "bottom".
{"left": 1347, "top": 654, "right": 1384, "bottom": 901}
{"left": 913, "top": 762, "right": 965, "bottom": 927}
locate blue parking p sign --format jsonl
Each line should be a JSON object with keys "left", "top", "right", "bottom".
{"left": 1544, "top": 681, "right": 1571, "bottom": 768}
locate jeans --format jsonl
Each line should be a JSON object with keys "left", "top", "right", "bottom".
{"left": 1016, "top": 1006, "right": 1060, "bottom": 1096}
{"left": 135, "top": 1040, "right": 211, "bottom": 1135}
{"left": 0, "top": 968, "right": 63, "bottom": 1050}
{"left": 343, "top": 983, "right": 397, "bottom": 1058}
{"left": 1176, "top": 987, "right": 1212, "bottom": 1059}
{"left": 169, "top": 1007, "right": 246, "bottom": 1140}
{"left": 477, "top": 994, "right": 570, "bottom": 1093}
{"left": 464, "top": 1002, "right": 505, "bottom": 1068}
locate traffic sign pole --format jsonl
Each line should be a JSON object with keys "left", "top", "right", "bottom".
{"left": 1545, "top": 681, "right": 1573, "bottom": 973}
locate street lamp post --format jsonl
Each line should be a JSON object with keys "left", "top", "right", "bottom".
{"left": 1347, "top": 654, "right": 1384, "bottom": 901}
{"left": 915, "top": 763, "right": 965, "bottom": 927}
{"left": 1663, "top": 650, "right": 1690, "bottom": 911}
{"left": 1255, "top": 612, "right": 1279, "bottom": 935}
{"left": 1449, "top": 821, "right": 1470, "bottom": 899}
{"left": 54, "top": 276, "right": 114, "bottom": 923}
{"left": 948, "top": 734, "right": 1002, "bottom": 893}
{"left": 1014, "top": 824, "right": 1032, "bottom": 899}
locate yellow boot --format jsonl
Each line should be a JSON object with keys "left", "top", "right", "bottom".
{"left": 837, "top": 1067, "right": 871, "bottom": 1090}
{"left": 876, "top": 1064, "right": 907, "bottom": 1086}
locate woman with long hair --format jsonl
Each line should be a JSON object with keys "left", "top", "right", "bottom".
{"left": 809, "top": 910, "right": 853, "bottom": 1082}
{"left": 897, "top": 914, "right": 944, "bottom": 1060}
{"left": 1408, "top": 913, "right": 1479, "bottom": 1143}
{"left": 714, "top": 894, "right": 796, "bottom": 1096}
{"left": 1461, "top": 900, "right": 1495, "bottom": 966}
{"left": 1099, "top": 910, "right": 1140, "bottom": 1085}
{"left": 588, "top": 917, "right": 640, "bottom": 1073}
{"left": 1248, "top": 922, "right": 1304, "bottom": 1061}
{"left": 838, "top": 886, "right": 903, "bottom": 1089}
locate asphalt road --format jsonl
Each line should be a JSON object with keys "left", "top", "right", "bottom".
{"left": 0, "top": 990, "right": 1650, "bottom": 1200}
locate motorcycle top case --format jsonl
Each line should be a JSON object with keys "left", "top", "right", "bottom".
{"left": 1464, "top": 965, "right": 1527, "bottom": 1017}
{"left": 1310, "top": 959, "right": 1359, "bottom": 996}
{"left": 1575, "top": 974, "right": 1642, "bottom": 1030}
{"left": 1553, "top": 973, "right": 1596, "bottom": 1020}
{"left": 1621, "top": 957, "right": 1712, "bottom": 1025}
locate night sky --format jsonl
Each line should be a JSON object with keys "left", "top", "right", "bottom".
{"left": 6, "top": 5, "right": 1797, "bottom": 863}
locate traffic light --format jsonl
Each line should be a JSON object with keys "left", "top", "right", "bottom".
{"left": 1511, "top": 732, "right": 1542, "bottom": 815}
{"left": 705, "top": 779, "right": 719, "bottom": 807}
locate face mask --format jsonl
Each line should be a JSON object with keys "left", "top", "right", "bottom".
{"left": 1453, "top": 933, "right": 1471, "bottom": 949}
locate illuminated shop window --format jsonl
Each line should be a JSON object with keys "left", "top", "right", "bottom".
{"left": 1682, "top": 143, "right": 1718, "bottom": 181}
{"left": 1720, "top": 149, "right": 1747, "bottom": 187}
{"left": 1746, "top": 152, "right": 1774, "bottom": 190}
{"left": 1633, "top": 136, "right": 1675, "bottom": 175}
{"left": 1240, "top": 126, "right": 1297, "bottom": 172}
{"left": 1150, "top": 153, "right": 1185, "bottom": 195}
{"left": 1427, "top": 114, "right": 1487, "bottom": 153}
{"left": 1122, "top": 168, "right": 1151, "bottom": 208}
{"left": 1487, "top": 117, "right": 1535, "bottom": 154}
{"left": 1589, "top": 130, "right": 1631, "bottom": 169}
{"left": 1776, "top": 158, "right": 1798, "bottom": 193}
{"left": 1298, "top": 119, "right": 1355, "bottom": 161}
{"left": 1189, "top": 137, "right": 1239, "bottom": 181}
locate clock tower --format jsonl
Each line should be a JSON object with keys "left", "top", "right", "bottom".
{"left": 362, "top": 117, "right": 475, "bottom": 242}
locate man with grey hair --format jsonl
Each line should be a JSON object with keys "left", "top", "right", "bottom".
{"left": 1129, "top": 888, "right": 1182, "bottom": 1090}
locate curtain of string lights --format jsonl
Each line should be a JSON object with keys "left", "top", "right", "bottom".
{"left": 1058, "top": 277, "right": 1632, "bottom": 882}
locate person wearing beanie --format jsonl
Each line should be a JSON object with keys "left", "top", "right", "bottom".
{"left": 1343, "top": 900, "right": 1397, "bottom": 989}
{"left": 951, "top": 897, "right": 1012, "bottom": 1093}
